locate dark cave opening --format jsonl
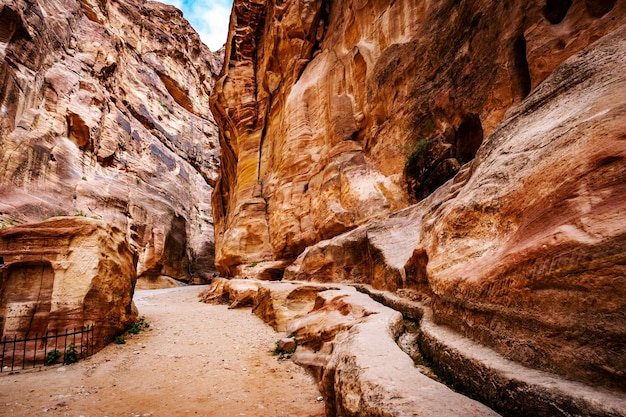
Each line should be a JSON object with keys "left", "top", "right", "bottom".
{"left": 544, "top": 0, "right": 572, "bottom": 24}
{"left": 456, "top": 114, "right": 484, "bottom": 165}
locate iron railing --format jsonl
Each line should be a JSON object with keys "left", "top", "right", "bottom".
{"left": 0, "top": 325, "right": 95, "bottom": 373}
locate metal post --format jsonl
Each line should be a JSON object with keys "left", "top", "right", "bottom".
{"left": 62, "top": 329, "right": 68, "bottom": 364}
{"left": 11, "top": 335, "right": 16, "bottom": 372}
{"left": 32, "top": 333, "right": 37, "bottom": 368}
{"left": 73, "top": 327, "right": 77, "bottom": 357}
{"left": 1, "top": 335, "right": 6, "bottom": 372}
{"left": 80, "top": 326, "right": 84, "bottom": 359}
{"left": 43, "top": 331, "right": 48, "bottom": 366}
{"left": 22, "top": 334, "right": 27, "bottom": 370}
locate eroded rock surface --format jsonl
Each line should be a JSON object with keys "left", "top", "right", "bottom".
{"left": 203, "top": 279, "right": 626, "bottom": 416}
{"left": 211, "top": 0, "right": 625, "bottom": 276}
{"left": 0, "top": 217, "right": 137, "bottom": 350}
{"left": 286, "top": 27, "right": 626, "bottom": 393}
{"left": 0, "top": 0, "right": 221, "bottom": 282}
{"left": 201, "top": 278, "right": 500, "bottom": 417}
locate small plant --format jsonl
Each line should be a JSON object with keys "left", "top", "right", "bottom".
{"left": 0, "top": 221, "right": 15, "bottom": 229}
{"left": 64, "top": 343, "right": 78, "bottom": 365}
{"left": 127, "top": 316, "right": 150, "bottom": 335}
{"left": 74, "top": 210, "right": 86, "bottom": 217}
{"left": 405, "top": 137, "right": 432, "bottom": 168}
{"left": 158, "top": 100, "right": 171, "bottom": 113}
{"left": 272, "top": 339, "right": 296, "bottom": 360}
{"left": 114, "top": 335, "right": 126, "bottom": 344}
{"left": 249, "top": 262, "right": 257, "bottom": 268}
{"left": 45, "top": 349, "right": 62, "bottom": 366}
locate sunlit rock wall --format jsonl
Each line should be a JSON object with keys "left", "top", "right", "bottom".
{"left": 0, "top": 0, "right": 222, "bottom": 282}
{"left": 211, "top": 0, "right": 625, "bottom": 277}
{"left": 285, "top": 27, "right": 626, "bottom": 392}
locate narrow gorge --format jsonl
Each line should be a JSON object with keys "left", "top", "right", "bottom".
{"left": 1, "top": 0, "right": 625, "bottom": 416}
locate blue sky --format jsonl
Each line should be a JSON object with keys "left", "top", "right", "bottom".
{"left": 157, "top": 0, "right": 233, "bottom": 51}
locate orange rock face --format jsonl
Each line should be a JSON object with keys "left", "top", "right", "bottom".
{"left": 211, "top": 0, "right": 625, "bottom": 277}
{"left": 211, "top": 0, "right": 626, "bottom": 395}
{"left": 0, "top": 217, "right": 137, "bottom": 350}
{"left": 286, "top": 27, "right": 626, "bottom": 392}
{"left": 0, "top": 0, "right": 221, "bottom": 282}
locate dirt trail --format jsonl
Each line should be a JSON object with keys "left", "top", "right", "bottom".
{"left": 0, "top": 286, "right": 325, "bottom": 417}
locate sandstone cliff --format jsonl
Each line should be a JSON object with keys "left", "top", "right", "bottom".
{"left": 211, "top": 0, "right": 625, "bottom": 277}
{"left": 211, "top": 0, "right": 626, "bottom": 397}
{"left": 286, "top": 26, "right": 626, "bottom": 393}
{"left": 0, "top": 0, "right": 221, "bottom": 282}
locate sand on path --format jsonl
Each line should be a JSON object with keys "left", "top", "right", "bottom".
{"left": 0, "top": 285, "right": 324, "bottom": 417}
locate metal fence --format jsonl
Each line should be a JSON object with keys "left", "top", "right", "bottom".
{"left": 0, "top": 325, "right": 95, "bottom": 373}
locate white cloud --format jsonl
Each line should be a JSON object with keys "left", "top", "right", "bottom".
{"left": 157, "top": 0, "right": 232, "bottom": 51}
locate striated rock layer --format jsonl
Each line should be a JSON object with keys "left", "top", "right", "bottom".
{"left": 203, "top": 279, "right": 626, "bottom": 417}
{"left": 0, "top": 217, "right": 137, "bottom": 350}
{"left": 286, "top": 27, "right": 626, "bottom": 393}
{"left": 0, "top": 0, "right": 221, "bottom": 282}
{"left": 211, "top": 0, "right": 625, "bottom": 276}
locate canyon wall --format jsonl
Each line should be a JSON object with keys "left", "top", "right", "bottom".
{"left": 0, "top": 0, "right": 221, "bottom": 282}
{"left": 286, "top": 26, "right": 626, "bottom": 392}
{"left": 211, "top": 0, "right": 625, "bottom": 277}
{"left": 212, "top": 0, "right": 626, "bottom": 394}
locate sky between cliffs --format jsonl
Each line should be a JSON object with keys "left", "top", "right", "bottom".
{"left": 158, "top": 0, "right": 232, "bottom": 51}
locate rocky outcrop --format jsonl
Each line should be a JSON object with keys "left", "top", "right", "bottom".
{"left": 211, "top": 0, "right": 625, "bottom": 276}
{"left": 0, "top": 217, "right": 137, "bottom": 349}
{"left": 286, "top": 27, "right": 626, "bottom": 393}
{"left": 0, "top": 0, "right": 221, "bottom": 283}
{"left": 203, "top": 279, "right": 626, "bottom": 417}
{"left": 202, "top": 279, "right": 500, "bottom": 417}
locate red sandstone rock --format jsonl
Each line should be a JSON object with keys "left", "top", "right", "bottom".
{"left": 0, "top": 0, "right": 221, "bottom": 283}
{"left": 211, "top": 0, "right": 626, "bottom": 276}
{"left": 201, "top": 279, "right": 500, "bottom": 417}
{"left": 286, "top": 27, "right": 626, "bottom": 392}
{"left": 0, "top": 217, "right": 137, "bottom": 350}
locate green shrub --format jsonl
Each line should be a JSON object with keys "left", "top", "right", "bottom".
{"left": 405, "top": 137, "right": 431, "bottom": 168}
{"left": 272, "top": 340, "right": 296, "bottom": 360}
{"left": 114, "top": 335, "right": 126, "bottom": 344}
{"left": 64, "top": 344, "right": 78, "bottom": 365}
{"left": 45, "top": 349, "right": 61, "bottom": 366}
{"left": 127, "top": 316, "right": 150, "bottom": 335}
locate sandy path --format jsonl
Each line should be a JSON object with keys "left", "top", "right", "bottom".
{"left": 0, "top": 286, "right": 324, "bottom": 417}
